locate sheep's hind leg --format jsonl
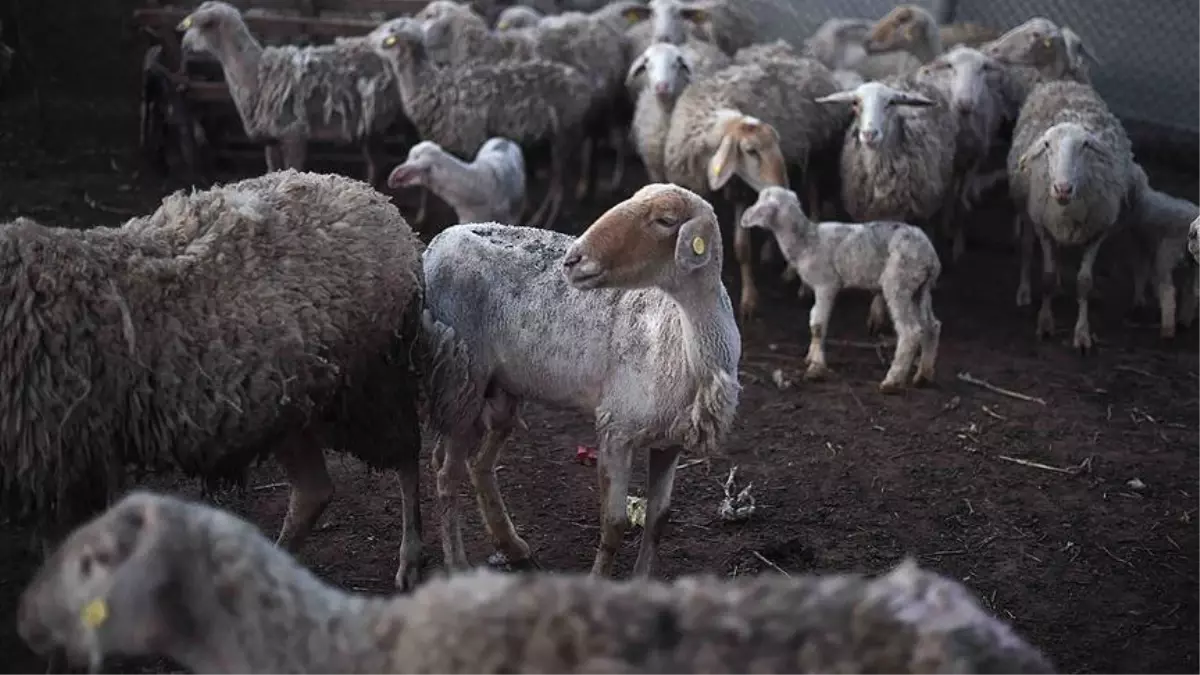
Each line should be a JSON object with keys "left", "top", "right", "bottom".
{"left": 432, "top": 431, "right": 476, "bottom": 572}
{"left": 1154, "top": 244, "right": 1179, "bottom": 339}
{"left": 280, "top": 135, "right": 308, "bottom": 171}
{"left": 574, "top": 135, "right": 595, "bottom": 201}
{"left": 879, "top": 289, "right": 921, "bottom": 394}
{"left": 912, "top": 282, "right": 941, "bottom": 387}
{"left": 1072, "top": 237, "right": 1104, "bottom": 354}
{"left": 394, "top": 415, "right": 425, "bottom": 592}
{"left": 804, "top": 285, "right": 838, "bottom": 380}
{"left": 631, "top": 445, "right": 681, "bottom": 577}
{"left": 274, "top": 429, "right": 335, "bottom": 552}
{"left": 732, "top": 200, "right": 759, "bottom": 322}
{"left": 471, "top": 391, "right": 538, "bottom": 571}
{"left": 264, "top": 143, "right": 284, "bottom": 172}
{"left": 590, "top": 435, "right": 635, "bottom": 577}
{"left": 866, "top": 293, "right": 889, "bottom": 334}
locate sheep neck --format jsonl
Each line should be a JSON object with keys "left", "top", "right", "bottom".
{"left": 767, "top": 215, "right": 819, "bottom": 272}
{"left": 386, "top": 52, "right": 430, "bottom": 110}
{"left": 428, "top": 153, "right": 489, "bottom": 217}
{"left": 661, "top": 269, "right": 739, "bottom": 376}
{"left": 206, "top": 21, "right": 264, "bottom": 101}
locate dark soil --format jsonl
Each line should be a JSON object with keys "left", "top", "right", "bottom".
{"left": 1, "top": 73, "right": 1197, "bottom": 674}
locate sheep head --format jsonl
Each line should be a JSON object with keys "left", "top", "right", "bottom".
{"left": 375, "top": 22, "right": 427, "bottom": 67}
{"left": 388, "top": 140, "right": 445, "bottom": 189}
{"left": 865, "top": 4, "right": 934, "bottom": 54}
{"left": 563, "top": 183, "right": 721, "bottom": 291}
{"left": 816, "top": 82, "right": 938, "bottom": 150}
{"left": 1188, "top": 216, "right": 1200, "bottom": 264}
{"left": 916, "top": 46, "right": 1004, "bottom": 117}
{"left": 645, "top": 0, "right": 715, "bottom": 47}
{"left": 18, "top": 492, "right": 185, "bottom": 671}
{"left": 982, "top": 17, "right": 1072, "bottom": 74}
{"left": 739, "top": 186, "right": 807, "bottom": 235}
{"left": 707, "top": 111, "right": 788, "bottom": 192}
{"left": 177, "top": 0, "right": 243, "bottom": 54}
{"left": 414, "top": 0, "right": 474, "bottom": 22}
{"left": 1017, "top": 122, "right": 1114, "bottom": 205}
{"left": 626, "top": 43, "right": 694, "bottom": 100}
{"left": 495, "top": 4, "right": 542, "bottom": 31}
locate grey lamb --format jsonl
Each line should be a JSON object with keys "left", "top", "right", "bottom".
{"left": 20, "top": 490, "right": 1055, "bottom": 674}
{"left": 177, "top": 1, "right": 403, "bottom": 186}
{"left": 741, "top": 187, "right": 941, "bottom": 392}
{"left": 387, "top": 137, "right": 527, "bottom": 225}
{"left": 1009, "top": 80, "right": 1134, "bottom": 353}
{"left": 0, "top": 170, "right": 426, "bottom": 591}
{"left": 420, "top": 184, "right": 740, "bottom": 581}
{"left": 374, "top": 22, "right": 591, "bottom": 228}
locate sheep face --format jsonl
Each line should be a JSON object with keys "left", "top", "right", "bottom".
{"left": 864, "top": 4, "right": 933, "bottom": 54}
{"left": 917, "top": 46, "right": 1004, "bottom": 117}
{"left": 388, "top": 141, "right": 443, "bottom": 189}
{"left": 18, "top": 494, "right": 176, "bottom": 670}
{"left": 816, "top": 83, "right": 938, "bottom": 151}
{"left": 375, "top": 24, "right": 427, "bottom": 68}
{"left": 1018, "top": 122, "right": 1114, "bottom": 206}
{"left": 1188, "top": 217, "right": 1200, "bottom": 264}
{"left": 982, "top": 18, "right": 1068, "bottom": 70}
{"left": 495, "top": 5, "right": 541, "bottom": 31}
{"left": 177, "top": 0, "right": 242, "bottom": 54}
{"left": 563, "top": 183, "right": 720, "bottom": 291}
{"left": 626, "top": 43, "right": 694, "bottom": 101}
{"left": 707, "top": 113, "right": 788, "bottom": 192}
{"left": 739, "top": 186, "right": 805, "bottom": 234}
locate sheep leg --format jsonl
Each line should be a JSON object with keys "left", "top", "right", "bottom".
{"left": 432, "top": 431, "right": 474, "bottom": 571}
{"left": 470, "top": 392, "right": 537, "bottom": 570}
{"left": 274, "top": 430, "right": 335, "bottom": 552}
{"left": 265, "top": 143, "right": 284, "bottom": 172}
{"left": 280, "top": 135, "right": 308, "bottom": 171}
{"left": 732, "top": 201, "right": 759, "bottom": 323}
{"left": 1036, "top": 232, "right": 1057, "bottom": 339}
{"left": 1072, "top": 237, "right": 1105, "bottom": 354}
{"left": 879, "top": 290, "right": 921, "bottom": 394}
{"left": 804, "top": 285, "right": 837, "bottom": 380}
{"left": 590, "top": 436, "right": 634, "bottom": 577}
{"left": 1015, "top": 213, "right": 1034, "bottom": 307}
{"left": 631, "top": 445, "right": 681, "bottom": 578}
{"left": 393, "top": 419, "right": 425, "bottom": 593}
{"left": 913, "top": 283, "right": 941, "bottom": 387}
{"left": 866, "top": 293, "right": 889, "bottom": 334}
{"left": 1130, "top": 254, "right": 1151, "bottom": 309}
{"left": 1153, "top": 245, "right": 1178, "bottom": 340}
{"left": 603, "top": 122, "right": 626, "bottom": 194}
{"left": 361, "top": 138, "right": 382, "bottom": 188}
{"left": 574, "top": 135, "right": 595, "bottom": 201}
{"left": 528, "top": 140, "right": 563, "bottom": 229}
{"left": 804, "top": 175, "right": 822, "bottom": 221}
{"left": 414, "top": 190, "right": 429, "bottom": 228}
{"left": 1179, "top": 267, "right": 1199, "bottom": 329}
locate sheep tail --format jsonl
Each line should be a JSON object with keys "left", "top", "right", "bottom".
{"left": 419, "top": 309, "right": 480, "bottom": 434}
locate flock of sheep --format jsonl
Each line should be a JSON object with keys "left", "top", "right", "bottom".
{"left": 4, "top": 0, "right": 1199, "bottom": 672}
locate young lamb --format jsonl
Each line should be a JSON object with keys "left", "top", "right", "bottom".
{"left": 176, "top": 1, "right": 403, "bottom": 186}
{"left": 1009, "top": 80, "right": 1134, "bottom": 353}
{"left": 375, "top": 22, "right": 591, "bottom": 229}
{"left": 0, "top": 170, "right": 426, "bottom": 591}
{"left": 19, "top": 490, "right": 1055, "bottom": 674}
{"left": 387, "top": 137, "right": 527, "bottom": 226}
{"left": 742, "top": 187, "right": 941, "bottom": 392}
{"left": 420, "top": 184, "right": 740, "bottom": 581}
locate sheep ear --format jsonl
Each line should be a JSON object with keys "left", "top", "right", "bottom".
{"left": 675, "top": 215, "right": 716, "bottom": 272}
{"left": 1062, "top": 26, "right": 1099, "bottom": 65}
{"left": 625, "top": 53, "right": 649, "bottom": 88}
{"left": 894, "top": 91, "right": 936, "bottom": 107}
{"left": 1017, "top": 142, "right": 1046, "bottom": 171}
{"left": 814, "top": 90, "right": 857, "bottom": 104}
{"left": 707, "top": 132, "right": 739, "bottom": 191}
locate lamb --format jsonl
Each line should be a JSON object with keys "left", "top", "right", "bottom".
{"left": 387, "top": 137, "right": 527, "bottom": 225}
{"left": 741, "top": 187, "right": 941, "bottom": 392}
{"left": 0, "top": 170, "right": 426, "bottom": 591}
{"left": 374, "top": 22, "right": 591, "bottom": 228}
{"left": 1009, "top": 80, "right": 1134, "bottom": 353}
{"left": 626, "top": 41, "right": 731, "bottom": 182}
{"left": 420, "top": 184, "right": 740, "bottom": 579}
{"left": 177, "top": 1, "right": 403, "bottom": 186}
{"left": 664, "top": 55, "right": 847, "bottom": 320}
{"left": 1123, "top": 163, "right": 1200, "bottom": 338}
{"left": 865, "top": 4, "right": 1001, "bottom": 64}
{"left": 20, "top": 490, "right": 1056, "bottom": 674}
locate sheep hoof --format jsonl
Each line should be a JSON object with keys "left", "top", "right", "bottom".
{"left": 394, "top": 563, "right": 423, "bottom": 593}
{"left": 1036, "top": 310, "right": 1055, "bottom": 339}
{"left": 1015, "top": 286, "right": 1031, "bottom": 307}
{"left": 912, "top": 370, "right": 935, "bottom": 388}
{"left": 804, "top": 364, "right": 829, "bottom": 381}
{"left": 487, "top": 550, "right": 541, "bottom": 572}
{"left": 1073, "top": 330, "right": 1093, "bottom": 355}
{"left": 878, "top": 380, "right": 904, "bottom": 394}
{"left": 1160, "top": 324, "right": 1177, "bottom": 340}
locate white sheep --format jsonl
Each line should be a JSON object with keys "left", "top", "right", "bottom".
{"left": 741, "top": 187, "right": 941, "bottom": 393}
{"left": 420, "top": 184, "right": 740, "bottom": 581}
{"left": 387, "top": 137, "right": 527, "bottom": 225}
{"left": 19, "top": 490, "right": 1056, "bottom": 674}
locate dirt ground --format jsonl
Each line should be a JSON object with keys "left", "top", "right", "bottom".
{"left": 1, "top": 70, "right": 1199, "bottom": 675}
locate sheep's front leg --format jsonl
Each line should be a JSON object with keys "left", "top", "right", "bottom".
{"left": 470, "top": 392, "right": 538, "bottom": 571}
{"left": 432, "top": 431, "right": 476, "bottom": 572}
{"left": 604, "top": 122, "right": 626, "bottom": 194}
{"left": 732, "top": 201, "right": 759, "bottom": 323}
{"left": 1153, "top": 244, "right": 1178, "bottom": 340}
{"left": 1036, "top": 231, "right": 1058, "bottom": 339}
{"left": 590, "top": 436, "right": 634, "bottom": 577}
{"left": 1015, "top": 213, "right": 1034, "bottom": 307}
{"left": 361, "top": 137, "right": 383, "bottom": 188}
{"left": 274, "top": 429, "right": 335, "bottom": 552}
{"left": 279, "top": 135, "right": 308, "bottom": 171}
{"left": 913, "top": 284, "right": 941, "bottom": 386}
{"left": 804, "top": 285, "right": 838, "bottom": 380}
{"left": 574, "top": 135, "right": 595, "bottom": 201}
{"left": 265, "top": 143, "right": 284, "bottom": 172}
{"left": 631, "top": 446, "right": 681, "bottom": 578}
{"left": 1072, "top": 236, "right": 1105, "bottom": 354}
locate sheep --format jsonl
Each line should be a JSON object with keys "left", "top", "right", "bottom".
{"left": 1190, "top": 216, "right": 1200, "bottom": 264}
{"left": 374, "top": 23, "right": 591, "bottom": 229}
{"left": 420, "top": 6, "right": 539, "bottom": 66}
{"left": 176, "top": 2, "right": 403, "bottom": 187}
{"left": 626, "top": 41, "right": 731, "bottom": 182}
{"left": 864, "top": 4, "right": 1001, "bottom": 64}
{"left": 981, "top": 17, "right": 1094, "bottom": 103}
{"left": 387, "top": 137, "right": 527, "bottom": 225}
{"left": 802, "top": 17, "right": 923, "bottom": 83}
{"left": 1009, "top": 80, "right": 1134, "bottom": 353}
{"left": 0, "top": 170, "right": 427, "bottom": 591}
{"left": 741, "top": 187, "right": 941, "bottom": 392}
{"left": 1123, "top": 163, "right": 1200, "bottom": 338}
{"left": 421, "top": 184, "right": 740, "bottom": 578}
{"left": 20, "top": 490, "right": 1055, "bottom": 674}
{"left": 495, "top": 3, "right": 543, "bottom": 30}
{"left": 664, "top": 56, "right": 847, "bottom": 320}
{"left": 621, "top": 0, "right": 816, "bottom": 57}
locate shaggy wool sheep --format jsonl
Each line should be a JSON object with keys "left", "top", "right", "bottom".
{"left": 0, "top": 170, "right": 426, "bottom": 591}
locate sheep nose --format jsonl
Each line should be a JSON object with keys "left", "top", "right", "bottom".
{"left": 1051, "top": 182, "right": 1074, "bottom": 202}
{"left": 859, "top": 129, "right": 880, "bottom": 146}
{"left": 654, "top": 82, "right": 671, "bottom": 96}
{"left": 562, "top": 251, "right": 583, "bottom": 270}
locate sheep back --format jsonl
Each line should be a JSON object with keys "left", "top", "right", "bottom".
{"left": 0, "top": 170, "right": 424, "bottom": 528}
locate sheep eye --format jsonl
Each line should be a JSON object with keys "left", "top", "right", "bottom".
{"left": 78, "top": 553, "right": 94, "bottom": 578}
{"left": 651, "top": 217, "right": 673, "bottom": 229}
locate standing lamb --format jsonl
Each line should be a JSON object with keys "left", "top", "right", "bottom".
{"left": 420, "top": 184, "right": 740, "bottom": 581}
{"left": 19, "top": 490, "right": 1055, "bottom": 674}
{"left": 1009, "top": 80, "right": 1134, "bottom": 353}
{"left": 741, "top": 187, "right": 941, "bottom": 392}
{"left": 0, "top": 170, "right": 426, "bottom": 592}
{"left": 177, "top": 1, "right": 404, "bottom": 186}
{"left": 387, "top": 137, "right": 527, "bottom": 225}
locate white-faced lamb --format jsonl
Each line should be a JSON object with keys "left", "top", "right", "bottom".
{"left": 741, "top": 187, "right": 941, "bottom": 392}
{"left": 1009, "top": 80, "right": 1134, "bottom": 353}
{"left": 19, "top": 490, "right": 1056, "bottom": 674}
{"left": 0, "top": 170, "right": 427, "bottom": 591}
{"left": 387, "top": 137, "right": 527, "bottom": 226}
{"left": 420, "top": 184, "right": 740, "bottom": 581}
{"left": 176, "top": 1, "right": 403, "bottom": 186}
{"left": 374, "top": 22, "right": 591, "bottom": 228}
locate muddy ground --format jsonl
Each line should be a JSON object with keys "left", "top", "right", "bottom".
{"left": 1, "top": 68, "right": 1198, "bottom": 674}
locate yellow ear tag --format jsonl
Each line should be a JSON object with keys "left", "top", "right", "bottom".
{"left": 1041, "top": 37, "right": 1052, "bottom": 48}
{"left": 903, "top": 25, "right": 914, "bottom": 40}
{"left": 622, "top": 8, "right": 641, "bottom": 23}
{"left": 710, "top": 161, "right": 723, "bottom": 178}
{"left": 81, "top": 599, "right": 108, "bottom": 629}
{"left": 692, "top": 236, "right": 706, "bottom": 256}
{"left": 181, "top": 16, "right": 193, "bottom": 29}
{"left": 383, "top": 34, "right": 397, "bottom": 47}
